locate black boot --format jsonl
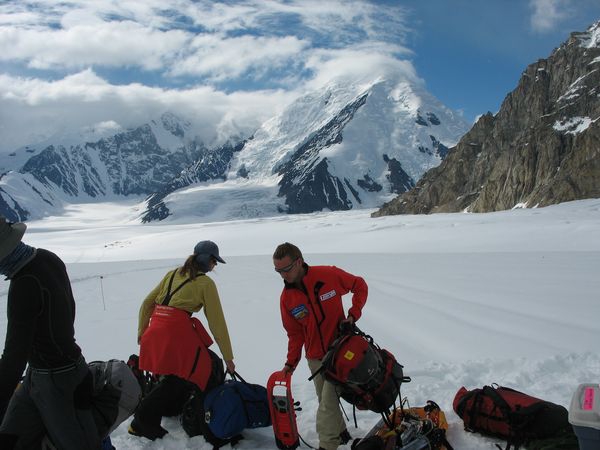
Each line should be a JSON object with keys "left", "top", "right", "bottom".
{"left": 128, "top": 417, "right": 168, "bottom": 441}
{"left": 340, "top": 428, "right": 352, "bottom": 445}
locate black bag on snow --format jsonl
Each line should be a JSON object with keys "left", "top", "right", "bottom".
{"left": 317, "top": 326, "right": 410, "bottom": 413}
{"left": 453, "top": 384, "right": 572, "bottom": 449}
{"left": 126, "top": 354, "right": 160, "bottom": 398}
{"left": 524, "top": 426, "right": 579, "bottom": 450}
{"left": 200, "top": 348, "right": 227, "bottom": 392}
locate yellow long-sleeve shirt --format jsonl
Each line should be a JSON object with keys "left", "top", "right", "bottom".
{"left": 138, "top": 268, "right": 234, "bottom": 361}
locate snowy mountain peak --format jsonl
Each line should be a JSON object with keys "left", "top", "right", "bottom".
{"left": 1, "top": 73, "right": 469, "bottom": 223}
{"left": 568, "top": 20, "right": 600, "bottom": 49}
{"left": 582, "top": 20, "right": 600, "bottom": 48}
{"left": 143, "top": 75, "right": 469, "bottom": 222}
{"left": 226, "top": 80, "right": 374, "bottom": 182}
{"left": 148, "top": 112, "right": 194, "bottom": 150}
{"left": 0, "top": 117, "right": 207, "bottom": 221}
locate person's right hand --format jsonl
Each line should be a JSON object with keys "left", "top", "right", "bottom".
{"left": 282, "top": 364, "right": 294, "bottom": 374}
{"left": 225, "top": 359, "right": 236, "bottom": 374}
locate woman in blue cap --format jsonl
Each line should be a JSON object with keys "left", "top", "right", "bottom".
{"left": 129, "top": 240, "right": 235, "bottom": 441}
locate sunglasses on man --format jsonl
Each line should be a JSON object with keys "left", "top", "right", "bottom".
{"left": 274, "top": 258, "right": 298, "bottom": 273}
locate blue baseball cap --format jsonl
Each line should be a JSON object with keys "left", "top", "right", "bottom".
{"left": 194, "top": 240, "right": 226, "bottom": 264}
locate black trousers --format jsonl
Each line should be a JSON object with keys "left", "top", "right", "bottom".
{"left": 0, "top": 358, "right": 100, "bottom": 450}
{"left": 134, "top": 375, "right": 193, "bottom": 428}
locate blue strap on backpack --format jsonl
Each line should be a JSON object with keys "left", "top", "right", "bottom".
{"left": 203, "top": 371, "right": 272, "bottom": 439}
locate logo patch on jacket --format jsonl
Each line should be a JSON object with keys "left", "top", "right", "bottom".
{"left": 319, "top": 290, "right": 336, "bottom": 301}
{"left": 291, "top": 304, "right": 309, "bottom": 320}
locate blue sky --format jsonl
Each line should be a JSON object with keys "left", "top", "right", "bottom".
{"left": 0, "top": 0, "right": 599, "bottom": 153}
{"left": 404, "top": 0, "right": 600, "bottom": 120}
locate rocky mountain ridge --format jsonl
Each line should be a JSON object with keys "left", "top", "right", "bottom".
{"left": 0, "top": 113, "right": 212, "bottom": 222}
{"left": 374, "top": 21, "right": 600, "bottom": 217}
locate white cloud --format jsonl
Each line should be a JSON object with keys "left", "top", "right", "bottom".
{"left": 0, "top": 0, "right": 412, "bottom": 152}
{"left": 0, "top": 70, "right": 297, "bottom": 152}
{"left": 0, "top": 0, "right": 410, "bottom": 74}
{"left": 184, "top": 0, "right": 408, "bottom": 42}
{"left": 183, "top": 1, "right": 264, "bottom": 32}
{"left": 171, "top": 34, "right": 309, "bottom": 81}
{"left": 529, "top": 0, "right": 571, "bottom": 33}
{"left": 82, "top": 120, "right": 123, "bottom": 136}
{"left": 304, "top": 45, "right": 418, "bottom": 91}
{"left": 0, "top": 21, "right": 189, "bottom": 70}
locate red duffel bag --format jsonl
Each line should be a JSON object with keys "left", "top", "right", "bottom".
{"left": 453, "top": 384, "right": 570, "bottom": 448}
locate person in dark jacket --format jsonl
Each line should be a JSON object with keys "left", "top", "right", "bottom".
{"left": 0, "top": 216, "right": 100, "bottom": 449}
{"left": 273, "top": 242, "right": 368, "bottom": 450}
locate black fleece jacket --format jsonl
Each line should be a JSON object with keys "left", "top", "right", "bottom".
{"left": 0, "top": 249, "right": 82, "bottom": 420}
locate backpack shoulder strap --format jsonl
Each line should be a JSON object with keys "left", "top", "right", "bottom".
{"left": 482, "top": 385, "right": 512, "bottom": 412}
{"left": 161, "top": 270, "right": 200, "bottom": 306}
{"left": 161, "top": 270, "right": 178, "bottom": 305}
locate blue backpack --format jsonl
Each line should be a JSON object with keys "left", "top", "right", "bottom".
{"left": 203, "top": 372, "right": 271, "bottom": 439}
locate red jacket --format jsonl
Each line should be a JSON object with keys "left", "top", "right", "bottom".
{"left": 280, "top": 264, "right": 367, "bottom": 368}
{"left": 139, "top": 305, "right": 214, "bottom": 390}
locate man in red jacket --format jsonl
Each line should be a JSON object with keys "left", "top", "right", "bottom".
{"left": 273, "top": 242, "right": 367, "bottom": 450}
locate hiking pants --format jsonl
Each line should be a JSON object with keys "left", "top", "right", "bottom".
{"left": 134, "top": 374, "right": 192, "bottom": 429}
{"left": 0, "top": 357, "right": 100, "bottom": 450}
{"left": 308, "top": 358, "right": 346, "bottom": 450}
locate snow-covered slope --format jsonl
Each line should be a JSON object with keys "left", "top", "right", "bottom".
{"left": 142, "top": 76, "right": 469, "bottom": 222}
{"left": 3, "top": 198, "right": 598, "bottom": 450}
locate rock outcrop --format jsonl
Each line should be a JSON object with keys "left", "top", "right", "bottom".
{"left": 373, "top": 21, "right": 600, "bottom": 216}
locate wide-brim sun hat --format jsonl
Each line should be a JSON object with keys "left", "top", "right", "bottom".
{"left": 0, "top": 217, "right": 26, "bottom": 261}
{"left": 194, "top": 240, "right": 226, "bottom": 264}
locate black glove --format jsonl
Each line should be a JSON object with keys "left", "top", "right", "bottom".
{"left": 338, "top": 320, "right": 355, "bottom": 334}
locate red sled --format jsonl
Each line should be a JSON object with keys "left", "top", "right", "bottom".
{"left": 267, "top": 370, "right": 300, "bottom": 450}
